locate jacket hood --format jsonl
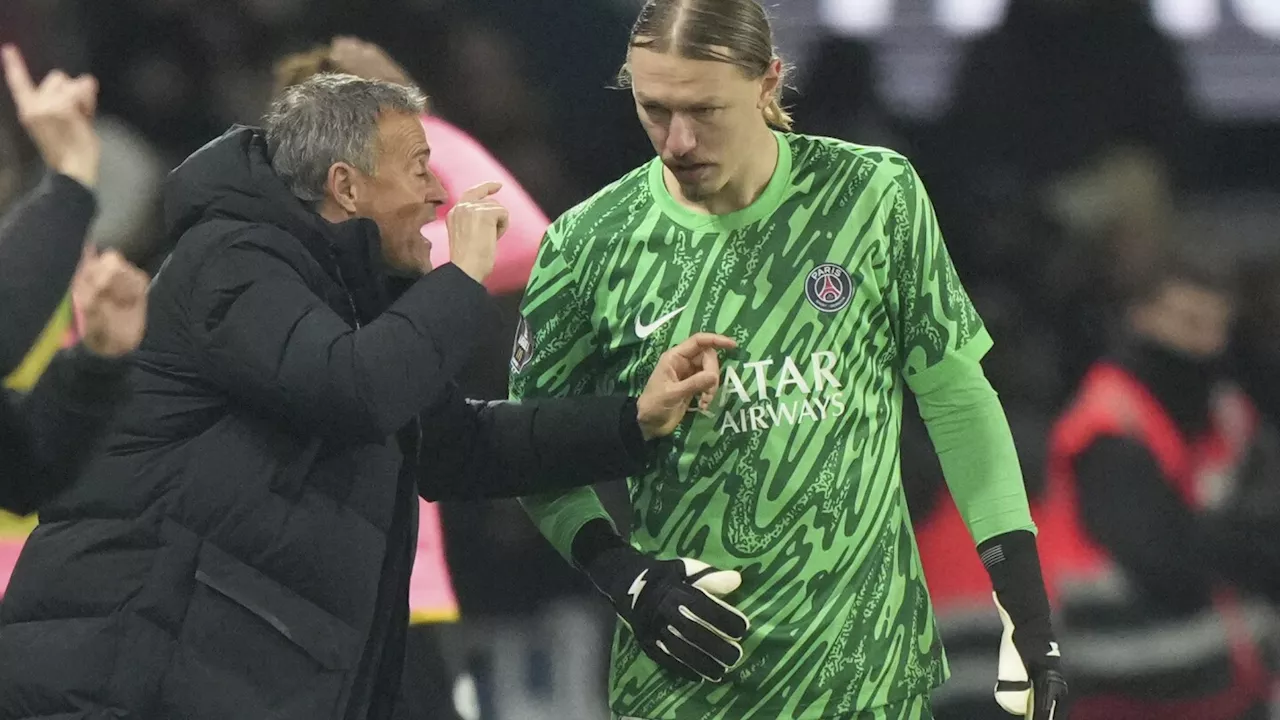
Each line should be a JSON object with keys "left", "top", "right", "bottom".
{"left": 166, "top": 125, "right": 322, "bottom": 241}
{"left": 163, "top": 125, "right": 389, "bottom": 310}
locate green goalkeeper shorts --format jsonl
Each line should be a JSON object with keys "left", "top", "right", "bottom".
{"left": 615, "top": 694, "right": 934, "bottom": 720}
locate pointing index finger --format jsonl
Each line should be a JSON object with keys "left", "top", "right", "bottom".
{"left": 698, "top": 347, "right": 721, "bottom": 410}
{"left": 2, "top": 45, "right": 35, "bottom": 106}
{"left": 669, "top": 333, "right": 736, "bottom": 360}
{"left": 458, "top": 182, "right": 503, "bottom": 203}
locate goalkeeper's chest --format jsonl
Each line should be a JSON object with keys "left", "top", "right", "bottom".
{"left": 590, "top": 238, "right": 899, "bottom": 422}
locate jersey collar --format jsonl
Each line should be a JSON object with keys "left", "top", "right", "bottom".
{"left": 647, "top": 130, "right": 793, "bottom": 232}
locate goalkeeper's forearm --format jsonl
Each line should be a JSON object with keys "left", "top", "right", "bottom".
{"left": 519, "top": 487, "right": 615, "bottom": 563}
{"left": 914, "top": 354, "right": 1034, "bottom": 544}
{"left": 914, "top": 354, "right": 1055, "bottom": 676}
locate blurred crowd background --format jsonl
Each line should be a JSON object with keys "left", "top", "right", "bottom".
{"left": 3, "top": 0, "right": 1280, "bottom": 718}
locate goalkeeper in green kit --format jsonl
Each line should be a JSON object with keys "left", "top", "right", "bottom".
{"left": 510, "top": 1, "right": 1068, "bottom": 718}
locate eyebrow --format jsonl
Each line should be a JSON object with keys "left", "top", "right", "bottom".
{"left": 636, "top": 95, "right": 722, "bottom": 111}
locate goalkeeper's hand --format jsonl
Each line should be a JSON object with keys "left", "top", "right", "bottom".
{"left": 994, "top": 592, "right": 1068, "bottom": 719}
{"left": 583, "top": 547, "right": 749, "bottom": 683}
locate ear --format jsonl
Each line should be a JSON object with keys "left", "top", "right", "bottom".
{"left": 758, "top": 58, "right": 782, "bottom": 109}
{"left": 327, "top": 162, "right": 362, "bottom": 214}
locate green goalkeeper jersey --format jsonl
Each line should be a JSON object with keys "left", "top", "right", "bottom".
{"left": 510, "top": 132, "right": 994, "bottom": 719}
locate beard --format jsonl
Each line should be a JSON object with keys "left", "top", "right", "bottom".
{"left": 678, "top": 178, "right": 712, "bottom": 202}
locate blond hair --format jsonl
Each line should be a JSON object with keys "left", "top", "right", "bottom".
{"left": 622, "top": 0, "right": 793, "bottom": 131}
{"left": 762, "top": 91, "right": 793, "bottom": 131}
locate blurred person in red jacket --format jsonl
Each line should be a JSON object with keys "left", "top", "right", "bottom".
{"left": 1038, "top": 255, "right": 1280, "bottom": 720}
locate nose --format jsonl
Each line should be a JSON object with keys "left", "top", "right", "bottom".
{"left": 424, "top": 169, "right": 447, "bottom": 205}
{"left": 664, "top": 114, "right": 697, "bottom": 157}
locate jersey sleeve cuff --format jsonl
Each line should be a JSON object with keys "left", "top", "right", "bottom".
{"left": 519, "top": 489, "right": 614, "bottom": 562}
{"left": 904, "top": 327, "right": 994, "bottom": 397}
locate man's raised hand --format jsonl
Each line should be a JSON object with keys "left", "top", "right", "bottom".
{"left": 446, "top": 182, "right": 508, "bottom": 283}
{"left": 73, "top": 248, "right": 149, "bottom": 358}
{"left": 2, "top": 45, "right": 100, "bottom": 188}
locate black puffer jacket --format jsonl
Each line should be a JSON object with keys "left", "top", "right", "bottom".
{"left": 0, "top": 126, "right": 646, "bottom": 720}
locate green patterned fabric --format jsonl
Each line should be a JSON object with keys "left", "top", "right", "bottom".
{"left": 513, "top": 133, "right": 993, "bottom": 719}
{"left": 617, "top": 693, "right": 935, "bottom": 720}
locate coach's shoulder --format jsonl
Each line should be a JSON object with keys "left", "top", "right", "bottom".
{"left": 176, "top": 221, "right": 305, "bottom": 272}
{"left": 158, "top": 222, "right": 320, "bottom": 308}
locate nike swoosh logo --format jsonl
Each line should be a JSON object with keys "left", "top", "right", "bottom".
{"left": 635, "top": 305, "right": 686, "bottom": 339}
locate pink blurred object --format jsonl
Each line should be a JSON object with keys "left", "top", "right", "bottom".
{"left": 409, "top": 115, "right": 553, "bottom": 622}
{"left": 0, "top": 539, "right": 22, "bottom": 593}
{"left": 420, "top": 116, "right": 550, "bottom": 295}
{"left": 408, "top": 499, "right": 460, "bottom": 623}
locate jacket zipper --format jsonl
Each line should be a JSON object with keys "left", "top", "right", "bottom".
{"left": 330, "top": 251, "right": 423, "bottom": 462}
{"left": 327, "top": 252, "right": 362, "bottom": 330}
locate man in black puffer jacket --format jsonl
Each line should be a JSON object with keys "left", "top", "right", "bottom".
{"left": 0, "top": 74, "right": 732, "bottom": 720}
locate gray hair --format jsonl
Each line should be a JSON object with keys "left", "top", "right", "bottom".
{"left": 263, "top": 73, "right": 426, "bottom": 204}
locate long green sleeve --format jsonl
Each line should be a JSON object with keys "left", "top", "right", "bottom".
{"left": 885, "top": 157, "right": 1034, "bottom": 545}
{"left": 909, "top": 339, "right": 1036, "bottom": 545}
{"left": 519, "top": 488, "right": 613, "bottom": 562}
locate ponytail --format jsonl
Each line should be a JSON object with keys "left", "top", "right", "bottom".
{"left": 763, "top": 97, "right": 793, "bottom": 131}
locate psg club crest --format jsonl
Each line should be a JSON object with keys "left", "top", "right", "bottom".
{"left": 804, "top": 263, "right": 854, "bottom": 313}
{"left": 511, "top": 315, "right": 533, "bottom": 373}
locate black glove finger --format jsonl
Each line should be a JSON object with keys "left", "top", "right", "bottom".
{"left": 656, "top": 626, "right": 727, "bottom": 682}
{"left": 677, "top": 586, "right": 749, "bottom": 640}
{"left": 1032, "top": 669, "right": 1068, "bottom": 720}
{"left": 665, "top": 604, "right": 743, "bottom": 668}
{"left": 641, "top": 636, "right": 705, "bottom": 683}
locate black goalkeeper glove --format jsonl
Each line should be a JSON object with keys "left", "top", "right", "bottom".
{"left": 980, "top": 530, "right": 1069, "bottom": 720}
{"left": 572, "top": 519, "right": 749, "bottom": 683}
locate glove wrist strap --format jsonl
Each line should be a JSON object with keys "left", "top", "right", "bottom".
{"left": 571, "top": 518, "right": 644, "bottom": 599}
{"left": 571, "top": 518, "right": 628, "bottom": 568}
{"left": 979, "top": 529, "right": 1052, "bottom": 630}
